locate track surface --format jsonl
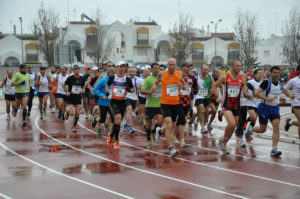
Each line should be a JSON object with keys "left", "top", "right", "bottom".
{"left": 0, "top": 100, "right": 299, "bottom": 199}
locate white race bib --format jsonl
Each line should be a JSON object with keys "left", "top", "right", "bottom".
{"left": 113, "top": 86, "right": 126, "bottom": 97}
{"left": 152, "top": 86, "right": 162, "bottom": 98}
{"left": 20, "top": 82, "right": 29, "bottom": 90}
{"left": 39, "top": 83, "right": 48, "bottom": 92}
{"left": 269, "top": 94, "right": 280, "bottom": 105}
{"left": 71, "top": 85, "right": 81, "bottom": 94}
{"left": 228, "top": 86, "right": 240, "bottom": 97}
{"left": 166, "top": 84, "right": 178, "bottom": 96}
{"left": 5, "top": 86, "right": 15, "bottom": 95}
{"left": 198, "top": 88, "right": 208, "bottom": 96}
{"left": 180, "top": 85, "right": 191, "bottom": 96}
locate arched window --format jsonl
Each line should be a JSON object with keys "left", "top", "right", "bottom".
{"left": 136, "top": 27, "right": 149, "bottom": 45}
{"left": 227, "top": 42, "right": 240, "bottom": 65}
{"left": 192, "top": 43, "right": 204, "bottom": 61}
{"left": 25, "top": 42, "right": 38, "bottom": 63}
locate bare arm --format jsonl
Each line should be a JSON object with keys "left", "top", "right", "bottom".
{"left": 151, "top": 72, "right": 163, "bottom": 92}
{"left": 0, "top": 77, "right": 5, "bottom": 88}
{"left": 282, "top": 88, "right": 295, "bottom": 100}
{"left": 255, "top": 87, "right": 274, "bottom": 102}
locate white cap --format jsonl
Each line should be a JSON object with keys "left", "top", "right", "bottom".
{"left": 117, "top": 60, "right": 126, "bottom": 66}
{"left": 136, "top": 65, "right": 140, "bottom": 69}
{"left": 91, "top": 66, "right": 99, "bottom": 71}
{"left": 141, "top": 66, "right": 145, "bottom": 70}
{"left": 144, "top": 65, "right": 151, "bottom": 70}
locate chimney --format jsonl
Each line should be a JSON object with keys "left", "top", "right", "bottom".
{"left": 13, "top": 24, "right": 16, "bottom": 35}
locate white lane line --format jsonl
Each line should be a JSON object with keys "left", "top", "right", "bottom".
{"left": 35, "top": 117, "right": 249, "bottom": 199}
{"left": 78, "top": 122, "right": 300, "bottom": 188}
{"left": 132, "top": 127, "right": 300, "bottom": 169}
{"left": 0, "top": 142, "right": 134, "bottom": 199}
{"left": 0, "top": 192, "right": 13, "bottom": 199}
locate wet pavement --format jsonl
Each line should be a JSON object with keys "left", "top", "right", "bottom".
{"left": 0, "top": 100, "right": 299, "bottom": 199}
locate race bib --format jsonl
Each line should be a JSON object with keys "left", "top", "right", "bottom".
{"left": 113, "top": 86, "right": 126, "bottom": 97}
{"left": 228, "top": 86, "right": 240, "bottom": 98}
{"left": 108, "top": 89, "right": 112, "bottom": 99}
{"left": 5, "top": 86, "right": 15, "bottom": 94}
{"left": 39, "top": 83, "right": 48, "bottom": 92}
{"left": 180, "top": 85, "right": 191, "bottom": 96}
{"left": 20, "top": 82, "right": 29, "bottom": 90}
{"left": 198, "top": 88, "right": 208, "bottom": 96}
{"left": 152, "top": 86, "right": 162, "bottom": 98}
{"left": 166, "top": 84, "right": 178, "bottom": 96}
{"left": 269, "top": 94, "right": 280, "bottom": 105}
{"left": 71, "top": 85, "right": 81, "bottom": 94}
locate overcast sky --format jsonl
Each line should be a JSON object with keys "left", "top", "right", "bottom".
{"left": 0, "top": 0, "right": 298, "bottom": 39}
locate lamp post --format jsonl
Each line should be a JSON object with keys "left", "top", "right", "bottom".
{"left": 19, "top": 17, "right": 24, "bottom": 63}
{"left": 210, "top": 19, "right": 222, "bottom": 66}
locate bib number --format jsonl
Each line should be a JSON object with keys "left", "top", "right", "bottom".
{"left": 166, "top": 85, "right": 178, "bottom": 96}
{"left": 71, "top": 85, "right": 81, "bottom": 94}
{"left": 39, "top": 83, "right": 48, "bottom": 92}
{"left": 228, "top": 86, "right": 240, "bottom": 97}
{"left": 198, "top": 88, "right": 208, "bottom": 97}
{"left": 180, "top": 85, "right": 191, "bottom": 96}
{"left": 20, "top": 82, "right": 29, "bottom": 90}
{"left": 152, "top": 86, "right": 162, "bottom": 98}
{"left": 6, "top": 86, "right": 15, "bottom": 94}
{"left": 113, "top": 86, "right": 125, "bottom": 97}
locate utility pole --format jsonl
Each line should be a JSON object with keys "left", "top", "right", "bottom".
{"left": 19, "top": 17, "right": 24, "bottom": 63}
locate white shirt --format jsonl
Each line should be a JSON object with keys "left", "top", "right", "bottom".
{"left": 283, "top": 76, "right": 300, "bottom": 107}
{"left": 126, "top": 76, "right": 139, "bottom": 100}
{"left": 137, "top": 77, "right": 146, "bottom": 98}
{"left": 247, "top": 79, "right": 262, "bottom": 108}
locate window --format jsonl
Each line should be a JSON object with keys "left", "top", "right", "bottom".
{"left": 227, "top": 48, "right": 239, "bottom": 60}
{"left": 26, "top": 49, "right": 38, "bottom": 62}
{"left": 192, "top": 48, "right": 204, "bottom": 60}
{"left": 264, "top": 50, "right": 270, "bottom": 57}
{"left": 137, "top": 48, "right": 147, "bottom": 56}
{"left": 137, "top": 32, "right": 149, "bottom": 45}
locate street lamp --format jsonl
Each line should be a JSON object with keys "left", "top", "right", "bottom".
{"left": 19, "top": 17, "right": 24, "bottom": 63}
{"left": 210, "top": 19, "right": 222, "bottom": 65}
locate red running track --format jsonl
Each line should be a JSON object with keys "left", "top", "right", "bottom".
{"left": 0, "top": 102, "right": 299, "bottom": 199}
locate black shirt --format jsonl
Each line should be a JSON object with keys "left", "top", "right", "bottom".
{"left": 259, "top": 79, "right": 279, "bottom": 91}
{"left": 65, "top": 75, "right": 85, "bottom": 97}
{"left": 83, "top": 73, "right": 91, "bottom": 93}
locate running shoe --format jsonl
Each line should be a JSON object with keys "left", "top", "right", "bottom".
{"left": 97, "top": 128, "right": 102, "bottom": 136}
{"left": 22, "top": 121, "right": 27, "bottom": 127}
{"left": 43, "top": 109, "right": 47, "bottom": 117}
{"left": 114, "top": 140, "right": 120, "bottom": 149}
{"left": 40, "top": 113, "right": 44, "bottom": 120}
{"left": 207, "top": 124, "right": 213, "bottom": 132}
{"left": 239, "top": 138, "right": 246, "bottom": 148}
{"left": 122, "top": 123, "right": 128, "bottom": 133}
{"left": 201, "top": 127, "right": 208, "bottom": 134}
{"left": 65, "top": 111, "right": 69, "bottom": 120}
{"left": 180, "top": 141, "right": 187, "bottom": 148}
{"left": 270, "top": 148, "right": 282, "bottom": 156}
{"left": 91, "top": 116, "right": 97, "bottom": 128}
{"left": 285, "top": 118, "right": 292, "bottom": 131}
{"left": 147, "top": 140, "right": 153, "bottom": 148}
{"left": 219, "top": 137, "right": 229, "bottom": 154}
{"left": 72, "top": 126, "right": 77, "bottom": 133}
{"left": 155, "top": 127, "right": 161, "bottom": 143}
{"left": 218, "top": 110, "right": 223, "bottom": 122}
{"left": 193, "top": 121, "right": 198, "bottom": 132}
{"left": 61, "top": 114, "right": 65, "bottom": 121}
{"left": 6, "top": 114, "right": 10, "bottom": 121}
{"left": 129, "top": 127, "right": 134, "bottom": 134}
{"left": 107, "top": 137, "right": 113, "bottom": 147}
{"left": 245, "top": 125, "right": 253, "bottom": 143}
{"left": 169, "top": 147, "right": 178, "bottom": 158}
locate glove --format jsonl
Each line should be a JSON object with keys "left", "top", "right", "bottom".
{"left": 19, "top": 81, "right": 26, "bottom": 86}
{"left": 126, "top": 87, "right": 132, "bottom": 93}
{"left": 105, "top": 92, "right": 110, "bottom": 97}
{"left": 193, "top": 88, "right": 198, "bottom": 95}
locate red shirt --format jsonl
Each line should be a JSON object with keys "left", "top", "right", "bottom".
{"left": 291, "top": 71, "right": 297, "bottom": 78}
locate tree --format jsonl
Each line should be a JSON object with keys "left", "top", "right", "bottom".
{"left": 34, "top": 3, "right": 59, "bottom": 67}
{"left": 166, "top": 13, "right": 194, "bottom": 66}
{"left": 234, "top": 9, "right": 259, "bottom": 67}
{"left": 85, "top": 8, "right": 115, "bottom": 67}
{"left": 282, "top": 7, "right": 300, "bottom": 65}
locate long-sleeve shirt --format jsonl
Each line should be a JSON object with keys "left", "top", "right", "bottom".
{"left": 93, "top": 76, "right": 110, "bottom": 107}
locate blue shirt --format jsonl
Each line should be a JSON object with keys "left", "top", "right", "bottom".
{"left": 93, "top": 76, "right": 111, "bottom": 106}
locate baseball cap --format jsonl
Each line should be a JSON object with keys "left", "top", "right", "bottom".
{"left": 117, "top": 61, "right": 126, "bottom": 66}
{"left": 144, "top": 65, "right": 151, "bottom": 70}
{"left": 85, "top": 66, "right": 90, "bottom": 70}
{"left": 137, "top": 65, "right": 141, "bottom": 69}
{"left": 27, "top": 64, "right": 32, "bottom": 68}
{"left": 73, "top": 65, "right": 80, "bottom": 69}
{"left": 141, "top": 66, "right": 145, "bottom": 70}
{"left": 180, "top": 62, "right": 192, "bottom": 67}
{"left": 91, "top": 66, "right": 99, "bottom": 71}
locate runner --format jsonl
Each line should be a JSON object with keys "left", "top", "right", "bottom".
{"left": 282, "top": 64, "right": 300, "bottom": 148}
{"left": 26, "top": 65, "right": 36, "bottom": 117}
{"left": 53, "top": 66, "right": 68, "bottom": 121}
{"left": 123, "top": 66, "right": 139, "bottom": 134}
{"left": 82, "top": 66, "right": 92, "bottom": 119}
{"left": 194, "top": 65, "right": 217, "bottom": 134}
{"left": 244, "top": 68, "right": 263, "bottom": 143}
{"left": 11, "top": 64, "right": 31, "bottom": 127}
{"left": 51, "top": 66, "right": 61, "bottom": 113}
{"left": 63, "top": 65, "right": 85, "bottom": 132}
{"left": 245, "top": 66, "right": 285, "bottom": 156}
{"left": 0, "top": 69, "right": 16, "bottom": 121}
{"left": 35, "top": 67, "right": 51, "bottom": 119}
{"left": 215, "top": 61, "right": 247, "bottom": 154}
{"left": 48, "top": 65, "right": 56, "bottom": 113}
{"left": 151, "top": 58, "right": 186, "bottom": 157}
{"left": 106, "top": 61, "right": 134, "bottom": 149}
{"left": 92, "top": 67, "right": 116, "bottom": 136}
{"left": 86, "top": 66, "right": 99, "bottom": 116}
{"left": 175, "top": 62, "right": 198, "bottom": 147}
{"left": 137, "top": 65, "right": 150, "bottom": 127}
{"left": 140, "top": 63, "right": 164, "bottom": 147}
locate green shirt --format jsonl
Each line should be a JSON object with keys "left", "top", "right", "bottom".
{"left": 12, "top": 72, "right": 30, "bottom": 93}
{"left": 142, "top": 75, "right": 161, "bottom": 108}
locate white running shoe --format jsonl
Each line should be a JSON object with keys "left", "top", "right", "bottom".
{"left": 180, "top": 141, "right": 187, "bottom": 148}
{"left": 155, "top": 127, "right": 161, "bottom": 143}
{"left": 169, "top": 147, "right": 178, "bottom": 158}
{"left": 239, "top": 138, "right": 246, "bottom": 148}
{"left": 7, "top": 114, "right": 11, "bottom": 121}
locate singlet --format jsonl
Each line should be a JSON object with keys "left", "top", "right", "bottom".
{"left": 111, "top": 74, "right": 128, "bottom": 100}
{"left": 5, "top": 76, "right": 15, "bottom": 95}
{"left": 222, "top": 73, "right": 243, "bottom": 110}
{"left": 29, "top": 72, "right": 36, "bottom": 89}
{"left": 37, "top": 74, "right": 50, "bottom": 93}
{"left": 126, "top": 76, "right": 139, "bottom": 100}
{"left": 161, "top": 70, "right": 181, "bottom": 105}
{"left": 283, "top": 76, "right": 300, "bottom": 107}
{"left": 196, "top": 74, "right": 211, "bottom": 99}
{"left": 56, "top": 74, "right": 69, "bottom": 95}
{"left": 247, "top": 79, "right": 262, "bottom": 108}
{"left": 263, "top": 79, "right": 281, "bottom": 107}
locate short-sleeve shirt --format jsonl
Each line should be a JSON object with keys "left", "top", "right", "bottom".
{"left": 142, "top": 75, "right": 161, "bottom": 108}
{"left": 12, "top": 72, "right": 31, "bottom": 93}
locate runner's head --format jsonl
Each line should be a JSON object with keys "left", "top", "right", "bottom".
{"left": 84, "top": 66, "right": 90, "bottom": 75}
{"left": 253, "top": 68, "right": 263, "bottom": 81}
{"left": 27, "top": 65, "right": 32, "bottom": 72}
{"left": 51, "top": 65, "right": 56, "bottom": 73}
{"left": 212, "top": 69, "right": 220, "bottom": 79}
{"left": 151, "top": 63, "right": 160, "bottom": 76}
{"left": 231, "top": 61, "right": 242, "bottom": 75}
{"left": 127, "top": 67, "right": 136, "bottom": 78}
{"left": 180, "top": 62, "right": 192, "bottom": 75}
{"left": 20, "top": 64, "right": 27, "bottom": 74}
{"left": 116, "top": 61, "right": 126, "bottom": 75}
{"left": 159, "top": 64, "right": 166, "bottom": 72}
{"left": 40, "top": 66, "right": 46, "bottom": 76}
{"left": 73, "top": 65, "right": 80, "bottom": 76}
{"left": 91, "top": 66, "right": 99, "bottom": 76}
{"left": 200, "top": 65, "right": 209, "bottom": 76}
{"left": 107, "top": 67, "right": 116, "bottom": 77}
{"left": 167, "top": 58, "right": 177, "bottom": 74}
{"left": 61, "top": 66, "right": 67, "bottom": 75}
{"left": 143, "top": 65, "right": 151, "bottom": 78}
{"left": 56, "top": 66, "right": 61, "bottom": 74}
{"left": 270, "top": 66, "right": 280, "bottom": 81}
{"left": 7, "top": 69, "right": 13, "bottom": 77}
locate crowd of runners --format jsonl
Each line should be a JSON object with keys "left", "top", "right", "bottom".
{"left": 1, "top": 59, "right": 300, "bottom": 157}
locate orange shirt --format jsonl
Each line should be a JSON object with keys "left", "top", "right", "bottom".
{"left": 161, "top": 70, "right": 182, "bottom": 105}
